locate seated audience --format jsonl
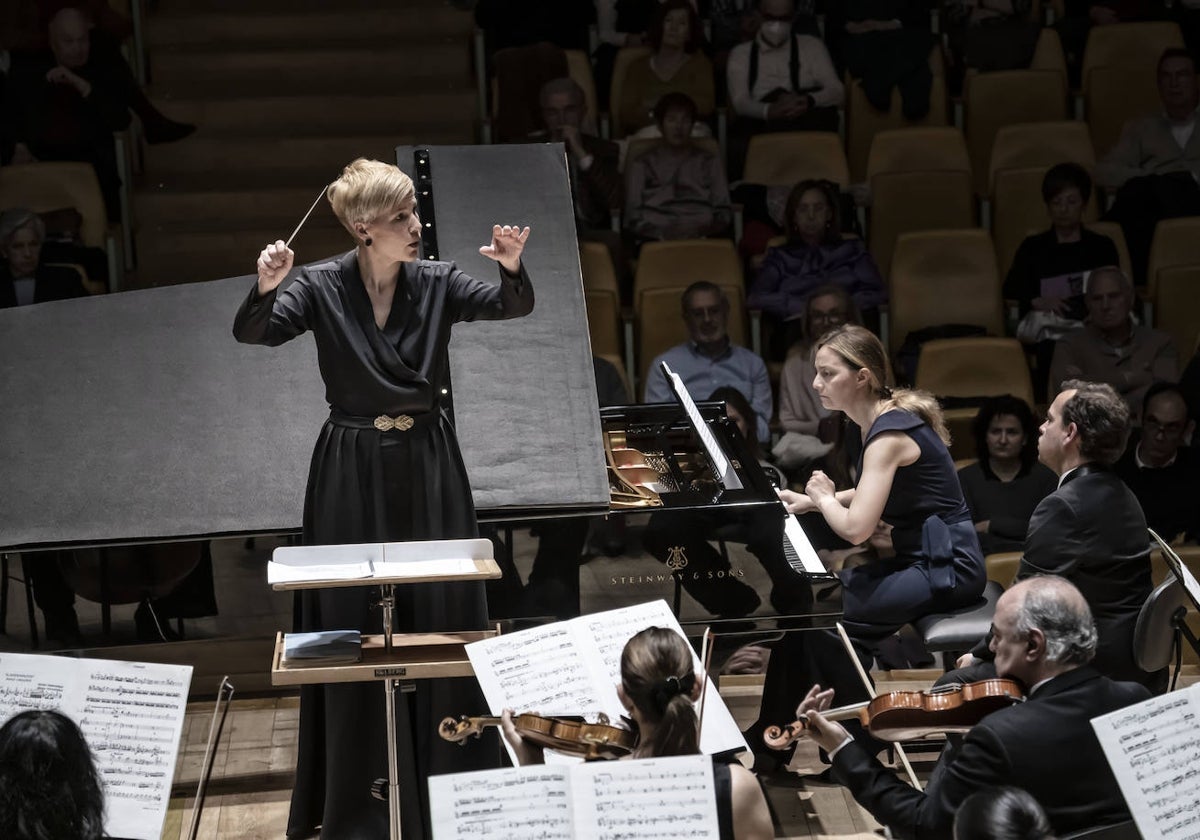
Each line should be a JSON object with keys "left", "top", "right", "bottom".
{"left": 749, "top": 179, "right": 885, "bottom": 351}
{"left": 0, "top": 206, "right": 90, "bottom": 307}
{"left": 616, "top": 0, "right": 713, "bottom": 136}
{"left": 957, "top": 396, "right": 1058, "bottom": 555}
{"left": 943, "top": 0, "right": 1040, "bottom": 93}
{"left": 624, "top": 93, "right": 731, "bottom": 246}
{"left": 0, "top": 709, "right": 105, "bottom": 840}
{"left": 1114, "top": 382, "right": 1200, "bottom": 544}
{"left": 1057, "top": 0, "right": 1171, "bottom": 85}
{"left": 1048, "top": 266, "right": 1178, "bottom": 421}
{"left": 725, "top": 0, "right": 843, "bottom": 176}
{"left": 827, "top": 0, "right": 935, "bottom": 120}
{"left": 774, "top": 285, "right": 862, "bottom": 472}
{"left": 593, "top": 0, "right": 698, "bottom": 107}
{"left": 954, "top": 786, "right": 1055, "bottom": 840}
{"left": 1096, "top": 48, "right": 1200, "bottom": 284}
{"left": 1006, "top": 163, "right": 1119, "bottom": 399}
{"left": 503, "top": 626, "right": 774, "bottom": 840}
{"left": 796, "top": 576, "right": 1149, "bottom": 837}
{"left": 953, "top": 381, "right": 1161, "bottom": 690}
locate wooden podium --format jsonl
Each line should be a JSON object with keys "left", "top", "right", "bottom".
{"left": 267, "top": 538, "right": 502, "bottom": 840}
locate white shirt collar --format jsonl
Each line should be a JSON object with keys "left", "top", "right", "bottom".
{"left": 1056, "top": 465, "right": 1080, "bottom": 489}
{"left": 1136, "top": 445, "right": 1177, "bottom": 469}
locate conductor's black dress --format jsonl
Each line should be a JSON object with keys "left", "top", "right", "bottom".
{"left": 233, "top": 250, "right": 534, "bottom": 839}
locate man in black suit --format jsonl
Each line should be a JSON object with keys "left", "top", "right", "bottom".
{"left": 957, "top": 380, "right": 1159, "bottom": 688}
{"left": 797, "top": 576, "right": 1150, "bottom": 839}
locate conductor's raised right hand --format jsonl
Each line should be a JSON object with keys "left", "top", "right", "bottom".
{"left": 256, "top": 240, "right": 294, "bottom": 296}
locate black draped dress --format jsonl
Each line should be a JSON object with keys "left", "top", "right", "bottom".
{"left": 233, "top": 250, "right": 534, "bottom": 839}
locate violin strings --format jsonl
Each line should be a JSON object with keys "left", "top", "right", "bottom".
{"left": 285, "top": 185, "right": 330, "bottom": 248}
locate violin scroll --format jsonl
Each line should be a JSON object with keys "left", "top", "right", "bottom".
{"left": 763, "top": 720, "right": 807, "bottom": 750}
{"left": 438, "top": 716, "right": 486, "bottom": 745}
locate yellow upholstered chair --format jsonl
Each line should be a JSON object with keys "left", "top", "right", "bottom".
{"left": 992, "top": 166, "right": 1100, "bottom": 279}
{"left": 1146, "top": 216, "right": 1200, "bottom": 301}
{"left": 565, "top": 49, "right": 599, "bottom": 133}
{"left": 869, "top": 170, "right": 976, "bottom": 278}
{"left": 986, "top": 553, "right": 1023, "bottom": 589}
{"left": 846, "top": 48, "right": 948, "bottom": 182}
{"left": 580, "top": 240, "right": 620, "bottom": 295}
{"left": 1029, "top": 27, "right": 1067, "bottom": 76}
{"left": 964, "top": 70, "right": 1069, "bottom": 196}
{"left": 1085, "top": 62, "right": 1161, "bottom": 159}
{"left": 586, "top": 289, "right": 623, "bottom": 358}
{"left": 632, "top": 238, "right": 742, "bottom": 303}
{"left": 742, "top": 131, "right": 850, "bottom": 187}
{"left": 1086, "top": 221, "right": 1132, "bottom": 279}
{"left": 987, "top": 121, "right": 1095, "bottom": 198}
{"left": 866, "top": 126, "right": 971, "bottom": 182}
{"left": 1080, "top": 21, "right": 1185, "bottom": 96}
{"left": 607, "top": 46, "right": 653, "bottom": 138}
{"left": 1154, "top": 266, "right": 1200, "bottom": 361}
{"left": 887, "top": 229, "right": 1004, "bottom": 357}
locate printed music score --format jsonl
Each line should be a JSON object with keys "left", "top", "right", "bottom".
{"left": 0, "top": 652, "right": 192, "bottom": 840}
{"left": 466, "top": 600, "right": 748, "bottom": 761}
{"left": 1091, "top": 683, "right": 1200, "bottom": 840}
{"left": 429, "top": 754, "right": 719, "bottom": 840}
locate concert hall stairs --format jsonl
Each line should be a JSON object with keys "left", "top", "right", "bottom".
{"left": 131, "top": 0, "right": 478, "bottom": 288}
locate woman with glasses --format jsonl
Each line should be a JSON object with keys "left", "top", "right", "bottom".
{"left": 748, "top": 179, "right": 885, "bottom": 359}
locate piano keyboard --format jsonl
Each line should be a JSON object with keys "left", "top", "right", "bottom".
{"left": 782, "top": 505, "right": 837, "bottom": 582}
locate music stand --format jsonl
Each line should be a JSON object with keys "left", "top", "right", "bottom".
{"left": 268, "top": 538, "right": 502, "bottom": 840}
{"left": 1149, "top": 529, "right": 1200, "bottom": 662}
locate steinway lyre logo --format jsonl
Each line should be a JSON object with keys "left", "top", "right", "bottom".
{"left": 665, "top": 546, "right": 688, "bottom": 571}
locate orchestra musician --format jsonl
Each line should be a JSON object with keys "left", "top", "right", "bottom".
{"left": 501, "top": 626, "right": 774, "bottom": 840}
{"left": 745, "top": 324, "right": 986, "bottom": 767}
{"left": 794, "top": 576, "right": 1148, "bottom": 838}
{"left": 233, "top": 157, "right": 534, "bottom": 839}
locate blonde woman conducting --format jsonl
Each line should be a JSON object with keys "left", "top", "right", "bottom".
{"left": 234, "top": 158, "right": 533, "bottom": 839}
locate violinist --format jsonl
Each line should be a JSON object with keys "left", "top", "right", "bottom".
{"left": 794, "top": 577, "right": 1148, "bottom": 838}
{"left": 501, "top": 627, "right": 774, "bottom": 840}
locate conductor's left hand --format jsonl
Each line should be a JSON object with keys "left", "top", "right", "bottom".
{"left": 479, "top": 224, "right": 531, "bottom": 275}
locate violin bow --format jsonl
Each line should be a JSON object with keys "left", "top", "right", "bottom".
{"left": 285, "top": 184, "right": 331, "bottom": 248}
{"left": 696, "top": 627, "right": 714, "bottom": 741}
{"left": 834, "top": 621, "right": 923, "bottom": 791}
{"left": 186, "top": 676, "right": 235, "bottom": 840}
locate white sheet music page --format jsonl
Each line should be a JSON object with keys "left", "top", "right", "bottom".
{"left": 428, "top": 765, "right": 574, "bottom": 840}
{"left": 1091, "top": 683, "right": 1200, "bottom": 839}
{"left": 660, "top": 361, "right": 742, "bottom": 490}
{"left": 575, "top": 754, "right": 719, "bottom": 840}
{"left": 466, "top": 600, "right": 748, "bottom": 758}
{"left": 0, "top": 653, "right": 192, "bottom": 840}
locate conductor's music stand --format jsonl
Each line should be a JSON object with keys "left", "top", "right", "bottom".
{"left": 267, "top": 538, "right": 502, "bottom": 840}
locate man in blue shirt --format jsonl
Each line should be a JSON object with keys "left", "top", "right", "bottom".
{"left": 643, "top": 281, "right": 773, "bottom": 443}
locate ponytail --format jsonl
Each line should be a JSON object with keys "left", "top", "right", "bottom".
{"left": 884, "top": 388, "right": 950, "bottom": 446}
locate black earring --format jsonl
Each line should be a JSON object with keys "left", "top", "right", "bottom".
{"left": 364, "top": 237, "right": 372, "bottom": 247}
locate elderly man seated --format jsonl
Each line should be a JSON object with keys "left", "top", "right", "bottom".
{"left": 795, "top": 576, "right": 1150, "bottom": 838}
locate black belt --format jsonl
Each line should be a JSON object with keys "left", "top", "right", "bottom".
{"left": 328, "top": 408, "right": 441, "bottom": 434}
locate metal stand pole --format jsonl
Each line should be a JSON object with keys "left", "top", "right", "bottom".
{"left": 379, "top": 583, "right": 402, "bottom": 840}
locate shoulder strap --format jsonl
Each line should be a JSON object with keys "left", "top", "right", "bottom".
{"left": 789, "top": 33, "right": 800, "bottom": 92}
{"left": 748, "top": 39, "right": 759, "bottom": 94}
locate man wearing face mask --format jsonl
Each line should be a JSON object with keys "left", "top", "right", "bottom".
{"left": 725, "top": 0, "right": 844, "bottom": 177}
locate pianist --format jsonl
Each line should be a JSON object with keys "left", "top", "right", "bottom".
{"left": 746, "top": 324, "right": 986, "bottom": 768}
{"left": 233, "top": 157, "right": 534, "bottom": 839}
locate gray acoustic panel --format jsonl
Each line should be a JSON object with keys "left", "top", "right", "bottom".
{"left": 0, "top": 143, "right": 607, "bottom": 550}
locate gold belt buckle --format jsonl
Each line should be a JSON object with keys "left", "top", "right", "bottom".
{"left": 373, "top": 414, "right": 415, "bottom": 432}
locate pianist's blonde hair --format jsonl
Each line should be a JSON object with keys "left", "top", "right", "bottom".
{"left": 816, "top": 324, "right": 950, "bottom": 446}
{"left": 326, "top": 158, "right": 415, "bottom": 240}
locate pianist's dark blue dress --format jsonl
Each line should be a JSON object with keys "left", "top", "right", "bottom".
{"left": 233, "top": 250, "right": 534, "bottom": 839}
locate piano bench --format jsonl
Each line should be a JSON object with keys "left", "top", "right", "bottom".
{"left": 913, "top": 581, "right": 1004, "bottom": 671}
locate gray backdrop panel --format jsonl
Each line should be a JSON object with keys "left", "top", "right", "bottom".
{"left": 0, "top": 143, "right": 606, "bottom": 550}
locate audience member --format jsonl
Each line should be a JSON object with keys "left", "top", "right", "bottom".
{"left": 624, "top": 93, "right": 731, "bottom": 246}
{"left": 0, "top": 709, "right": 105, "bottom": 840}
{"left": 749, "top": 179, "right": 885, "bottom": 353}
{"left": 643, "top": 281, "right": 771, "bottom": 442}
{"left": 954, "top": 381, "right": 1161, "bottom": 690}
{"left": 957, "top": 395, "right": 1058, "bottom": 555}
{"left": 942, "top": 0, "right": 1039, "bottom": 94}
{"left": 954, "top": 787, "right": 1056, "bottom": 840}
{"left": 1048, "top": 266, "right": 1178, "bottom": 420}
{"left": 503, "top": 626, "right": 775, "bottom": 840}
{"left": 1057, "top": 1, "right": 1171, "bottom": 86}
{"left": 711, "top": 384, "right": 785, "bottom": 485}
{"left": 1006, "top": 163, "right": 1119, "bottom": 399}
{"left": 828, "top": 0, "right": 935, "bottom": 120}
{"left": 594, "top": 0, "right": 698, "bottom": 108}
{"left": 774, "top": 285, "right": 861, "bottom": 472}
{"left": 794, "top": 577, "right": 1147, "bottom": 837}
{"left": 3, "top": 7, "right": 130, "bottom": 217}
{"left": 1114, "top": 382, "right": 1200, "bottom": 544}
{"left": 725, "top": 0, "right": 843, "bottom": 175}
{"left": 1096, "top": 48, "right": 1200, "bottom": 284}
{"left": 616, "top": 0, "right": 713, "bottom": 136}
{"left": 0, "top": 207, "right": 90, "bottom": 307}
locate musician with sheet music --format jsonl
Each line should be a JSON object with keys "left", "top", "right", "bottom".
{"left": 793, "top": 577, "right": 1148, "bottom": 838}
{"left": 745, "top": 324, "right": 986, "bottom": 767}
{"left": 500, "top": 626, "right": 774, "bottom": 840}
{"left": 233, "top": 157, "right": 533, "bottom": 839}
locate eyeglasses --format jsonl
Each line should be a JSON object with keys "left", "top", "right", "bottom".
{"left": 686, "top": 305, "right": 726, "bottom": 319}
{"left": 1143, "top": 418, "right": 1186, "bottom": 437}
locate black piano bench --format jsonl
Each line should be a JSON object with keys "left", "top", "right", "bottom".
{"left": 913, "top": 581, "right": 1004, "bottom": 671}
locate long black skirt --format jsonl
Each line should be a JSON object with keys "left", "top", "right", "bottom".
{"left": 286, "top": 416, "right": 497, "bottom": 840}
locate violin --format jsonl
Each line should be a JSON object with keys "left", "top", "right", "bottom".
{"left": 764, "top": 678, "right": 1025, "bottom": 748}
{"left": 439, "top": 713, "right": 637, "bottom": 760}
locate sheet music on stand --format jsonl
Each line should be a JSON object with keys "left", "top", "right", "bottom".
{"left": 661, "top": 361, "right": 742, "bottom": 490}
{"left": 1150, "top": 528, "right": 1200, "bottom": 612}
{"left": 1091, "top": 682, "right": 1200, "bottom": 840}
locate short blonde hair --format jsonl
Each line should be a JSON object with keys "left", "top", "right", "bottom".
{"left": 326, "top": 158, "right": 415, "bottom": 238}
